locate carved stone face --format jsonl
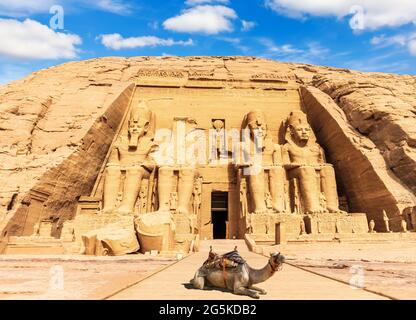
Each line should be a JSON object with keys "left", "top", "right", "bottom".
{"left": 291, "top": 123, "right": 311, "bottom": 143}
{"left": 247, "top": 112, "right": 267, "bottom": 139}
{"left": 287, "top": 111, "right": 312, "bottom": 145}
{"left": 128, "top": 116, "right": 149, "bottom": 147}
{"left": 213, "top": 119, "right": 224, "bottom": 131}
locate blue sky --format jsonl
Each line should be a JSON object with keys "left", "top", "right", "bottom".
{"left": 0, "top": 0, "right": 416, "bottom": 84}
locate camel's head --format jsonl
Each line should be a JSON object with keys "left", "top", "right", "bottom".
{"left": 269, "top": 252, "right": 285, "bottom": 271}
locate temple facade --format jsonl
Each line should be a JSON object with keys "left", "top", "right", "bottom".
{"left": 72, "top": 72, "right": 369, "bottom": 255}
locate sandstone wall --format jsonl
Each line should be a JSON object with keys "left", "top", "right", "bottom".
{"left": 301, "top": 86, "right": 415, "bottom": 230}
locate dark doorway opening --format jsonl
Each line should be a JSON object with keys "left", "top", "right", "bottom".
{"left": 211, "top": 192, "right": 228, "bottom": 239}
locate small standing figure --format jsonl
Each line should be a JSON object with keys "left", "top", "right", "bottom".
{"left": 369, "top": 219, "right": 376, "bottom": 233}
{"left": 293, "top": 189, "right": 299, "bottom": 214}
{"left": 335, "top": 219, "right": 341, "bottom": 234}
{"left": 265, "top": 192, "right": 273, "bottom": 210}
{"left": 316, "top": 216, "right": 322, "bottom": 234}
{"left": 240, "top": 180, "right": 248, "bottom": 218}
{"left": 383, "top": 210, "right": 391, "bottom": 232}
{"left": 115, "top": 192, "right": 123, "bottom": 208}
{"left": 401, "top": 219, "right": 408, "bottom": 233}
{"left": 192, "top": 178, "right": 202, "bottom": 216}
{"left": 300, "top": 219, "right": 306, "bottom": 235}
{"left": 319, "top": 193, "right": 327, "bottom": 213}
{"left": 246, "top": 214, "right": 253, "bottom": 234}
{"left": 170, "top": 192, "right": 178, "bottom": 211}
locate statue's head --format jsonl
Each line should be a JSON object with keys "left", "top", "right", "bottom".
{"left": 212, "top": 119, "right": 225, "bottom": 131}
{"left": 286, "top": 111, "right": 312, "bottom": 145}
{"left": 244, "top": 110, "right": 267, "bottom": 139}
{"left": 128, "top": 101, "right": 154, "bottom": 148}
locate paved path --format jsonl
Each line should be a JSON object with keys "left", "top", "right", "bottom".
{"left": 108, "top": 240, "right": 386, "bottom": 300}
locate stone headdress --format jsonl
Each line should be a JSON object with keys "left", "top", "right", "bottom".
{"left": 128, "top": 100, "right": 156, "bottom": 138}
{"left": 284, "top": 110, "right": 316, "bottom": 146}
{"left": 241, "top": 109, "right": 268, "bottom": 138}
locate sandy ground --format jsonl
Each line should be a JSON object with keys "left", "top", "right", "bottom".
{"left": 280, "top": 241, "right": 416, "bottom": 299}
{"left": 0, "top": 255, "right": 175, "bottom": 300}
{"left": 1, "top": 241, "right": 415, "bottom": 300}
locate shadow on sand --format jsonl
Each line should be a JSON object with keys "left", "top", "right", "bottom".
{"left": 182, "top": 282, "right": 232, "bottom": 294}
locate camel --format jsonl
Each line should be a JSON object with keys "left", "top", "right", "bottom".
{"left": 190, "top": 247, "right": 285, "bottom": 299}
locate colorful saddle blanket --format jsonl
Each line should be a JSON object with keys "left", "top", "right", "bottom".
{"left": 202, "top": 248, "right": 246, "bottom": 270}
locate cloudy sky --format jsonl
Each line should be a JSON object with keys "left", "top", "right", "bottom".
{"left": 0, "top": 0, "right": 416, "bottom": 84}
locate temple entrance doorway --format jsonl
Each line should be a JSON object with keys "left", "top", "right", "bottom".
{"left": 211, "top": 192, "right": 228, "bottom": 239}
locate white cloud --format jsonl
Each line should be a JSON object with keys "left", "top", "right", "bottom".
{"left": 265, "top": 0, "right": 416, "bottom": 30}
{"left": 241, "top": 20, "right": 256, "bottom": 32}
{"left": 92, "top": 0, "right": 131, "bottom": 14}
{"left": 99, "top": 33, "right": 194, "bottom": 50}
{"left": 185, "top": 0, "right": 229, "bottom": 5}
{"left": 0, "top": 0, "right": 131, "bottom": 17}
{"left": 259, "top": 38, "right": 303, "bottom": 55}
{"left": 409, "top": 40, "right": 416, "bottom": 55}
{"left": 0, "top": 18, "right": 81, "bottom": 60}
{"left": 0, "top": 0, "right": 54, "bottom": 17}
{"left": 259, "top": 38, "right": 332, "bottom": 64}
{"left": 371, "top": 33, "right": 416, "bottom": 56}
{"left": 163, "top": 5, "right": 237, "bottom": 34}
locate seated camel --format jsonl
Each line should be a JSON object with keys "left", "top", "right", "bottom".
{"left": 190, "top": 246, "right": 285, "bottom": 299}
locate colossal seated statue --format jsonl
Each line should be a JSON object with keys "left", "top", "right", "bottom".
{"left": 102, "top": 101, "right": 157, "bottom": 214}
{"left": 282, "top": 110, "right": 340, "bottom": 214}
{"left": 156, "top": 117, "right": 200, "bottom": 215}
{"left": 240, "top": 110, "right": 286, "bottom": 214}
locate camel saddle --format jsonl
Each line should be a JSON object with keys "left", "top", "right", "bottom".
{"left": 202, "top": 246, "right": 246, "bottom": 271}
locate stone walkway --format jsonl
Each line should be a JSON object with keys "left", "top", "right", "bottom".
{"left": 107, "top": 240, "right": 387, "bottom": 300}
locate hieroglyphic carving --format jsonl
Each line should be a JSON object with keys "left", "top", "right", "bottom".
{"left": 250, "top": 72, "right": 295, "bottom": 82}
{"left": 137, "top": 69, "right": 185, "bottom": 78}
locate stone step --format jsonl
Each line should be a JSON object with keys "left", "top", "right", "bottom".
{"left": 4, "top": 236, "right": 65, "bottom": 255}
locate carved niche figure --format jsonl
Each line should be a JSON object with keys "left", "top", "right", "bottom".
{"left": 211, "top": 119, "right": 227, "bottom": 161}
{"left": 282, "top": 110, "right": 340, "bottom": 214}
{"left": 401, "top": 219, "right": 408, "bottom": 233}
{"left": 157, "top": 117, "right": 200, "bottom": 214}
{"left": 102, "top": 101, "right": 157, "bottom": 214}
{"left": 265, "top": 192, "right": 273, "bottom": 210}
{"left": 369, "top": 220, "right": 376, "bottom": 233}
{"left": 240, "top": 110, "right": 285, "bottom": 214}
{"left": 169, "top": 192, "right": 178, "bottom": 211}
{"left": 239, "top": 179, "right": 248, "bottom": 218}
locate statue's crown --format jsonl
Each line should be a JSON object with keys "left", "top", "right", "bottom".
{"left": 286, "top": 110, "right": 309, "bottom": 127}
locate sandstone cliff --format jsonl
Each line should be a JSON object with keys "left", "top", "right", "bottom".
{"left": 0, "top": 56, "right": 415, "bottom": 236}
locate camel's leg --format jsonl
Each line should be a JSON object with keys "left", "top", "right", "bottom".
{"left": 234, "top": 286, "right": 260, "bottom": 299}
{"left": 249, "top": 285, "right": 267, "bottom": 295}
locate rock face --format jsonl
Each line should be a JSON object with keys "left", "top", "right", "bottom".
{"left": 0, "top": 56, "right": 415, "bottom": 238}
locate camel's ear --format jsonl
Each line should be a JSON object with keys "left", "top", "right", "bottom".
{"left": 270, "top": 252, "right": 273, "bottom": 257}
